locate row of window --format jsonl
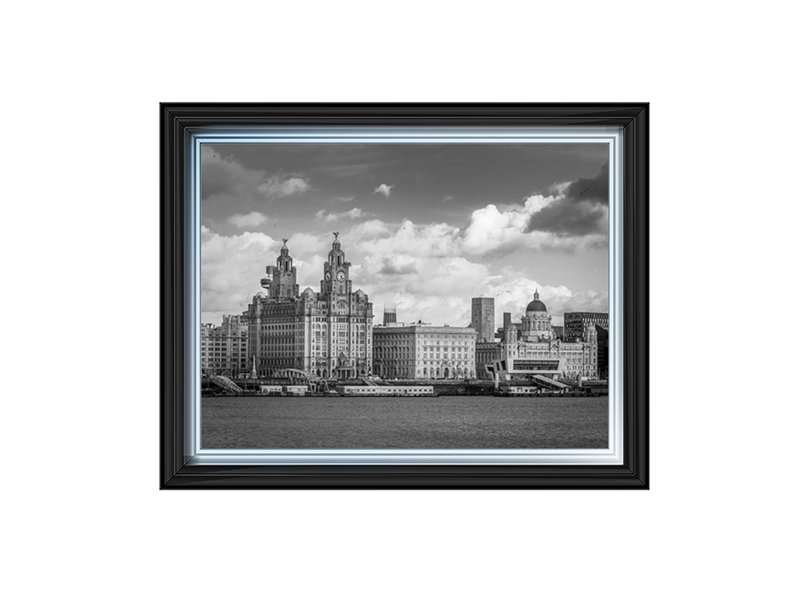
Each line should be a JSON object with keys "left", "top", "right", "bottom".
{"left": 374, "top": 334, "right": 473, "bottom": 341}
{"left": 375, "top": 352, "right": 470, "bottom": 360}
{"left": 373, "top": 367, "right": 475, "bottom": 379}
{"left": 201, "top": 346, "right": 247, "bottom": 350}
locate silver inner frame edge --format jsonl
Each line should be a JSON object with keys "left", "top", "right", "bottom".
{"left": 182, "top": 126, "right": 624, "bottom": 465}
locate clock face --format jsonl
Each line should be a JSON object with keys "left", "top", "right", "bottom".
{"left": 324, "top": 272, "right": 331, "bottom": 281}
{"left": 336, "top": 271, "right": 346, "bottom": 282}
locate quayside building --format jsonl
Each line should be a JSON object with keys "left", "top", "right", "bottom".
{"left": 483, "top": 290, "right": 599, "bottom": 382}
{"left": 243, "top": 234, "right": 373, "bottom": 379}
{"left": 563, "top": 312, "right": 608, "bottom": 342}
{"left": 201, "top": 315, "right": 248, "bottom": 376}
{"left": 372, "top": 323, "right": 477, "bottom": 380}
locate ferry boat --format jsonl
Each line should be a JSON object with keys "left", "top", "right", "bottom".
{"left": 258, "top": 384, "right": 309, "bottom": 396}
{"left": 336, "top": 385, "right": 436, "bottom": 397}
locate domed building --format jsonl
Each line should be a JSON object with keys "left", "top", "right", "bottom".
{"left": 485, "top": 289, "right": 599, "bottom": 383}
{"left": 521, "top": 290, "right": 554, "bottom": 342}
{"left": 244, "top": 234, "right": 373, "bottom": 379}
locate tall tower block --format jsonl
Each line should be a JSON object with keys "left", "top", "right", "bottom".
{"left": 383, "top": 305, "right": 397, "bottom": 326}
{"left": 470, "top": 297, "right": 495, "bottom": 342}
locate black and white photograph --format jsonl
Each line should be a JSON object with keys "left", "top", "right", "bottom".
{"left": 200, "top": 141, "right": 612, "bottom": 450}
{"left": 7, "top": 1, "right": 804, "bottom": 602}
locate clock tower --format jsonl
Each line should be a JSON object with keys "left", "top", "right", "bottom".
{"left": 246, "top": 233, "right": 373, "bottom": 381}
{"left": 321, "top": 232, "right": 352, "bottom": 295}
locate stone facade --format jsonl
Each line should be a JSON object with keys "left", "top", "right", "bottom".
{"left": 244, "top": 235, "right": 373, "bottom": 379}
{"left": 373, "top": 324, "right": 477, "bottom": 380}
{"left": 201, "top": 315, "right": 249, "bottom": 376}
{"left": 487, "top": 290, "right": 599, "bottom": 381}
{"left": 564, "top": 312, "right": 608, "bottom": 342}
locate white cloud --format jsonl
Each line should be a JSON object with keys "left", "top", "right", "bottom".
{"left": 548, "top": 181, "right": 572, "bottom": 196}
{"left": 461, "top": 195, "right": 606, "bottom": 256}
{"left": 294, "top": 254, "right": 326, "bottom": 286}
{"left": 315, "top": 207, "right": 369, "bottom": 223}
{"left": 350, "top": 219, "right": 392, "bottom": 240}
{"left": 285, "top": 232, "right": 329, "bottom": 259}
{"left": 259, "top": 175, "right": 310, "bottom": 197}
{"left": 462, "top": 203, "right": 530, "bottom": 255}
{"left": 200, "top": 226, "right": 278, "bottom": 325}
{"left": 373, "top": 183, "right": 394, "bottom": 197}
{"left": 352, "top": 219, "right": 462, "bottom": 259}
{"left": 227, "top": 211, "right": 268, "bottom": 228}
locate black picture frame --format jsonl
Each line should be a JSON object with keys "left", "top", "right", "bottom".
{"left": 160, "top": 103, "right": 648, "bottom": 489}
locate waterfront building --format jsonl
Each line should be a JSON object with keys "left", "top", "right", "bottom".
{"left": 493, "top": 312, "right": 513, "bottom": 341}
{"left": 564, "top": 312, "right": 608, "bottom": 342}
{"left": 486, "top": 290, "right": 599, "bottom": 382}
{"left": 475, "top": 341, "right": 502, "bottom": 378}
{"left": 470, "top": 297, "right": 495, "bottom": 342}
{"left": 552, "top": 325, "right": 564, "bottom": 340}
{"left": 372, "top": 323, "right": 477, "bottom": 380}
{"left": 201, "top": 315, "right": 249, "bottom": 376}
{"left": 382, "top": 305, "right": 397, "bottom": 326}
{"left": 503, "top": 312, "right": 512, "bottom": 330}
{"left": 244, "top": 234, "right": 373, "bottom": 379}
{"left": 595, "top": 325, "right": 609, "bottom": 380}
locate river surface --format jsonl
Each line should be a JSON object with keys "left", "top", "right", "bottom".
{"left": 202, "top": 395, "right": 608, "bottom": 449}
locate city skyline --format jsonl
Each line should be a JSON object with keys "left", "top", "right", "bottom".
{"left": 201, "top": 143, "right": 610, "bottom": 328}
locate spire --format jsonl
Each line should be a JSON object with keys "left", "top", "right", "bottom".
{"left": 265, "top": 238, "right": 298, "bottom": 299}
{"left": 323, "top": 233, "right": 351, "bottom": 294}
{"left": 328, "top": 232, "right": 345, "bottom": 263}
{"left": 533, "top": 288, "right": 540, "bottom": 301}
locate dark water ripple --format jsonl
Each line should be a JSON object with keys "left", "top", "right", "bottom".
{"left": 202, "top": 395, "right": 608, "bottom": 450}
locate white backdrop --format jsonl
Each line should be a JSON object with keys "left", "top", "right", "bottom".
{"left": 3, "top": 2, "right": 802, "bottom": 602}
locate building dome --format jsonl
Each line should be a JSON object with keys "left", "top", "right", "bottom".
{"left": 525, "top": 288, "right": 547, "bottom": 313}
{"left": 526, "top": 299, "right": 547, "bottom": 313}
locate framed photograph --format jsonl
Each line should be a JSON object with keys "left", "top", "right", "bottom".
{"left": 160, "top": 103, "right": 648, "bottom": 488}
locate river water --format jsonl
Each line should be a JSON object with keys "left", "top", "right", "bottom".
{"left": 202, "top": 395, "right": 608, "bottom": 449}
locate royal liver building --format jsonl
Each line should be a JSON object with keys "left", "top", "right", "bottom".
{"left": 245, "top": 234, "right": 373, "bottom": 379}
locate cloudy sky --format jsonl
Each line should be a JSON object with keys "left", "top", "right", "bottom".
{"left": 201, "top": 143, "right": 609, "bottom": 328}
